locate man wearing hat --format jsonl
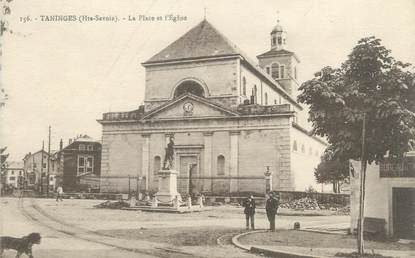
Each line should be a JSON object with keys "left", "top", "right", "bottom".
{"left": 242, "top": 195, "right": 256, "bottom": 230}
{"left": 265, "top": 192, "right": 279, "bottom": 232}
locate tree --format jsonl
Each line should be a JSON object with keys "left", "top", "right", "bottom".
{"left": 0, "top": 147, "right": 9, "bottom": 194}
{"left": 1, "top": 0, "right": 14, "bottom": 108}
{"left": 1, "top": 0, "right": 13, "bottom": 36}
{"left": 314, "top": 147, "right": 349, "bottom": 193}
{"left": 298, "top": 36, "right": 415, "bottom": 255}
{"left": 0, "top": 146, "right": 8, "bottom": 168}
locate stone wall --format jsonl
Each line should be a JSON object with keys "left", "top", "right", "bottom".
{"left": 257, "top": 54, "right": 297, "bottom": 95}
{"left": 290, "top": 125, "right": 327, "bottom": 191}
{"left": 349, "top": 160, "right": 415, "bottom": 237}
{"left": 100, "top": 132, "right": 144, "bottom": 192}
{"left": 144, "top": 59, "right": 239, "bottom": 111}
{"left": 99, "top": 114, "right": 295, "bottom": 194}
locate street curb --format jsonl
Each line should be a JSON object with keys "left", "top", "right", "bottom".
{"left": 231, "top": 230, "right": 267, "bottom": 250}
{"left": 231, "top": 230, "right": 330, "bottom": 258}
{"left": 300, "top": 228, "right": 348, "bottom": 235}
{"left": 250, "top": 246, "right": 323, "bottom": 258}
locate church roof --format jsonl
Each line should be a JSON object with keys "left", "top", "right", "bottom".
{"left": 141, "top": 19, "right": 301, "bottom": 109}
{"left": 73, "top": 135, "right": 97, "bottom": 143}
{"left": 143, "top": 20, "right": 242, "bottom": 64}
{"left": 6, "top": 161, "right": 23, "bottom": 169}
{"left": 257, "top": 49, "right": 300, "bottom": 62}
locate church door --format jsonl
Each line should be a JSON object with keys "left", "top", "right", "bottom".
{"left": 178, "top": 156, "right": 198, "bottom": 194}
{"left": 393, "top": 187, "right": 415, "bottom": 239}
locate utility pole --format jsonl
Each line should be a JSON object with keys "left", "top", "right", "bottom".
{"left": 47, "top": 126, "right": 51, "bottom": 196}
{"left": 357, "top": 113, "right": 367, "bottom": 255}
{"left": 41, "top": 141, "right": 44, "bottom": 194}
{"left": 139, "top": 174, "right": 140, "bottom": 200}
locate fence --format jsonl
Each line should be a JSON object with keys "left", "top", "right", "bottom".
{"left": 99, "top": 175, "right": 267, "bottom": 195}
{"left": 74, "top": 175, "right": 350, "bottom": 206}
{"left": 203, "top": 191, "right": 350, "bottom": 207}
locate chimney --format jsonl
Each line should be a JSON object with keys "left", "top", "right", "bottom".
{"left": 59, "top": 139, "right": 63, "bottom": 150}
{"left": 69, "top": 139, "right": 72, "bottom": 144}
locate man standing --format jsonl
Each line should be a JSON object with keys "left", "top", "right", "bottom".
{"left": 243, "top": 195, "right": 256, "bottom": 230}
{"left": 56, "top": 184, "right": 63, "bottom": 202}
{"left": 265, "top": 192, "right": 279, "bottom": 232}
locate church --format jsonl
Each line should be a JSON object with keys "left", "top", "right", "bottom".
{"left": 98, "top": 18, "right": 327, "bottom": 194}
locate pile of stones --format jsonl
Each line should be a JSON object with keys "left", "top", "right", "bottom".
{"left": 280, "top": 197, "right": 321, "bottom": 210}
{"left": 94, "top": 200, "right": 130, "bottom": 209}
{"left": 335, "top": 205, "right": 351, "bottom": 215}
{"left": 279, "top": 197, "right": 350, "bottom": 214}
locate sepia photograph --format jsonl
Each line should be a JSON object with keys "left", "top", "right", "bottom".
{"left": 1, "top": 0, "right": 414, "bottom": 257}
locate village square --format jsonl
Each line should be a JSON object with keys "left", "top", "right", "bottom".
{"left": 1, "top": 1, "right": 414, "bottom": 257}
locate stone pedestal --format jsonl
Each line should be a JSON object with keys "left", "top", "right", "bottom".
{"left": 264, "top": 171, "right": 273, "bottom": 194}
{"left": 155, "top": 169, "right": 179, "bottom": 203}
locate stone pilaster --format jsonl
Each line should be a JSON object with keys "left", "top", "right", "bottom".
{"left": 100, "top": 134, "right": 111, "bottom": 192}
{"left": 141, "top": 134, "right": 150, "bottom": 190}
{"left": 229, "top": 131, "right": 240, "bottom": 193}
{"left": 276, "top": 128, "right": 294, "bottom": 190}
{"left": 203, "top": 132, "right": 213, "bottom": 192}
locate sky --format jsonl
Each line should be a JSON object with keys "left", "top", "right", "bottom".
{"left": 1, "top": 0, "right": 415, "bottom": 161}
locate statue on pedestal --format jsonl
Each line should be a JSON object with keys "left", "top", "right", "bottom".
{"left": 163, "top": 136, "right": 175, "bottom": 170}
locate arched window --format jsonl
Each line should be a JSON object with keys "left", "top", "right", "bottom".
{"left": 264, "top": 92, "right": 268, "bottom": 105}
{"left": 154, "top": 156, "right": 161, "bottom": 181}
{"left": 309, "top": 147, "right": 313, "bottom": 156}
{"left": 294, "top": 66, "right": 297, "bottom": 79}
{"left": 242, "top": 77, "right": 246, "bottom": 96}
{"left": 217, "top": 155, "right": 225, "bottom": 176}
{"left": 271, "top": 63, "right": 280, "bottom": 79}
{"left": 293, "top": 140, "right": 298, "bottom": 152}
{"left": 277, "top": 36, "right": 282, "bottom": 45}
{"left": 266, "top": 66, "right": 270, "bottom": 75}
{"left": 252, "top": 85, "right": 258, "bottom": 104}
{"left": 301, "top": 144, "right": 305, "bottom": 153}
{"left": 280, "top": 65, "right": 285, "bottom": 79}
{"left": 174, "top": 80, "right": 205, "bottom": 98}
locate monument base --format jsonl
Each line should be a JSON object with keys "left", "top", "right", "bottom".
{"left": 155, "top": 169, "right": 180, "bottom": 204}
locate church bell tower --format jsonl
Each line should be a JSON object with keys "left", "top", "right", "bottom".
{"left": 257, "top": 17, "right": 300, "bottom": 97}
{"left": 270, "top": 18, "right": 286, "bottom": 51}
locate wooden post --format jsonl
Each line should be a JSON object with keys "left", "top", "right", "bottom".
{"left": 47, "top": 126, "right": 51, "bottom": 196}
{"left": 40, "top": 141, "right": 44, "bottom": 194}
{"left": 357, "top": 113, "right": 367, "bottom": 255}
{"left": 136, "top": 175, "right": 139, "bottom": 200}
{"left": 128, "top": 175, "right": 131, "bottom": 198}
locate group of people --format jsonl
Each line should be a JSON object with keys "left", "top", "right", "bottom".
{"left": 242, "top": 192, "right": 280, "bottom": 231}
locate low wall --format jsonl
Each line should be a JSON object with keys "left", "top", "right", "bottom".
{"left": 204, "top": 191, "right": 350, "bottom": 207}
{"left": 277, "top": 191, "right": 350, "bottom": 206}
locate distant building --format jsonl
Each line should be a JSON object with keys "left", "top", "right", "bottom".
{"left": 23, "top": 150, "right": 50, "bottom": 188}
{"left": 350, "top": 152, "right": 415, "bottom": 240}
{"left": 3, "top": 161, "right": 24, "bottom": 188}
{"left": 52, "top": 135, "right": 102, "bottom": 191}
{"left": 98, "top": 19, "right": 327, "bottom": 194}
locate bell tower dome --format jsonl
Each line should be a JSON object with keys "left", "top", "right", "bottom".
{"left": 257, "top": 16, "right": 300, "bottom": 97}
{"left": 270, "top": 18, "right": 287, "bottom": 50}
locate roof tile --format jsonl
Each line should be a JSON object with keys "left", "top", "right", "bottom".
{"left": 144, "top": 20, "right": 241, "bottom": 64}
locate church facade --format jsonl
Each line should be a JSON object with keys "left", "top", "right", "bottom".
{"left": 98, "top": 19, "right": 327, "bottom": 194}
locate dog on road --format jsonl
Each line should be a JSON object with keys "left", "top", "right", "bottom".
{"left": 0, "top": 233, "right": 41, "bottom": 258}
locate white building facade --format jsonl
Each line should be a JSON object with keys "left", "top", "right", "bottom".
{"left": 350, "top": 154, "right": 415, "bottom": 240}
{"left": 98, "top": 19, "right": 327, "bottom": 194}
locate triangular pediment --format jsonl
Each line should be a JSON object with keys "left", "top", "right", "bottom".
{"left": 143, "top": 20, "right": 242, "bottom": 64}
{"left": 142, "top": 94, "right": 238, "bottom": 120}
